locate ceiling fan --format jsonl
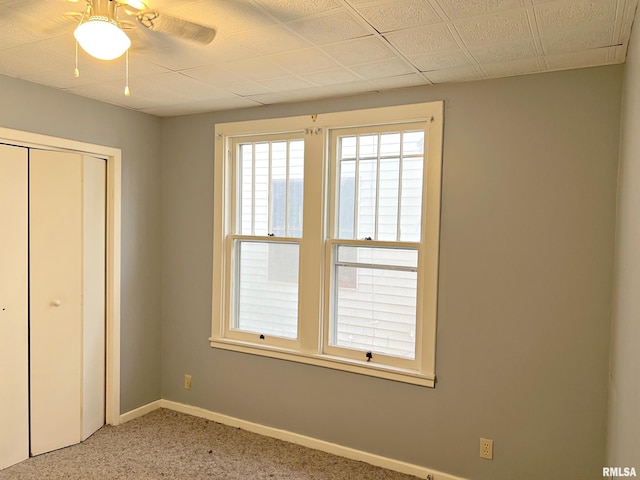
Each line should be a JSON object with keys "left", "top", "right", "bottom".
{"left": 71, "top": 0, "right": 216, "bottom": 61}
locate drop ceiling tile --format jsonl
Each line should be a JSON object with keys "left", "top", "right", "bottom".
{"left": 258, "top": 75, "right": 317, "bottom": 91}
{"left": 181, "top": 64, "right": 249, "bottom": 88}
{"left": 247, "top": 85, "right": 341, "bottom": 105}
{"left": 286, "top": 9, "right": 372, "bottom": 45}
{"left": 534, "top": 0, "right": 617, "bottom": 34}
{"left": 367, "top": 72, "right": 430, "bottom": 89}
{"left": 0, "top": 6, "right": 49, "bottom": 49}
{"left": 384, "top": 23, "right": 459, "bottom": 56}
{"left": 469, "top": 38, "right": 538, "bottom": 63}
{"left": 422, "top": 65, "right": 482, "bottom": 83}
{"left": 127, "top": 72, "right": 235, "bottom": 102}
{"left": 146, "top": 36, "right": 258, "bottom": 71}
{"left": 350, "top": 57, "right": 416, "bottom": 78}
{"left": 224, "top": 81, "right": 275, "bottom": 96}
{"left": 544, "top": 48, "right": 611, "bottom": 70}
{"left": 320, "top": 79, "right": 377, "bottom": 96}
{"left": 354, "top": 0, "right": 442, "bottom": 33}
{"left": 301, "top": 68, "right": 362, "bottom": 86}
{"left": 270, "top": 47, "right": 342, "bottom": 74}
{"left": 541, "top": 28, "right": 614, "bottom": 53}
{"left": 165, "top": 0, "right": 276, "bottom": 37}
{"left": 482, "top": 57, "right": 541, "bottom": 77}
{"left": 408, "top": 50, "right": 471, "bottom": 71}
{"left": 65, "top": 81, "right": 144, "bottom": 109}
{"left": 229, "top": 25, "right": 312, "bottom": 55}
{"left": 454, "top": 9, "right": 533, "bottom": 48}
{"left": 320, "top": 37, "right": 396, "bottom": 66}
{"left": 140, "top": 96, "right": 261, "bottom": 117}
{"left": 252, "top": 0, "right": 342, "bottom": 22}
{"left": 222, "top": 56, "right": 293, "bottom": 81}
{"left": 436, "top": 0, "right": 526, "bottom": 19}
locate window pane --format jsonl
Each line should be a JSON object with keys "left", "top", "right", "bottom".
{"left": 400, "top": 156, "right": 423, "bottom": 242}
{"left": 254, "top": 143, "right": 269, "bottom": 235}
{"left": 235, "top": 241, "right": 298, "bottom": 339}
{"left": 337, "top": 245, "right": 417, "bottom": 269}
{"left": 357, "top": 159, "right": 377, "bottom": 239}
{"left": 359, "top": 135, "right": 378, "bottom": 158}
{"left": 378, "top": 158, "right": 399, "bottom": 241}
{"left": 237, "top": 138, "right": 304, "bottom": 237}
{"left": 335, "top": 129, "right": 424, "bottom": 241}
{"left": 240, "top": 144, "right": 253, "bottom": 235}
{"left": 338, "top": 160, "right": 355, "bottom": 239}
{"left": 341, "top": 136, "right": 356, "bottom": 160}
{"left": 288, "top": 140, "right": 304, "bottom": 238}
{"left": 271, "top": 142, "right": 287, "bottom": 237}
{"left": 332, "top": 265, "right": 417, "bottom": 359}
{"left": 380, "top": 132, "right": 400, "bottom": 157}
{"left": 403, "top": 131, "right": 424, "bottom": 155}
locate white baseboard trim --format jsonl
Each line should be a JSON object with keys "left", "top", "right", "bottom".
{"left": 120, "top": 399, "right": 467, "bottom": 480}
{"left": 119, "top": 400, "right": 162, "bottom": 424}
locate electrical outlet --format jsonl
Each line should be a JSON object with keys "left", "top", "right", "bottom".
{"left": 480, "top": 438, "right": 493, "bottom": 460}
{"left": 184, "top": 374, "right": 192, "bottom": 390}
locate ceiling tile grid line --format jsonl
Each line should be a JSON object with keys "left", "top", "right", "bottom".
{"left": 0, "top": 0, "right": 636, "bottom": 116}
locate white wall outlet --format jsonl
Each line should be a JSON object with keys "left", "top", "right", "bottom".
{"left": 480, "top": 438, "right": 493, "bottom": 460}
{"left": 184, "top": 374, "right": 192, "bottom": 390}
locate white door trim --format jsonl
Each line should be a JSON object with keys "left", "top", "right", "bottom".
{"left": 0, "top": 127, "right": 122, "bottom": 426}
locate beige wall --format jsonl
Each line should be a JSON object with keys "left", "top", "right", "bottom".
{"left": 161, "top": 66, "right": 621, "bottom": 479}
{"left": 608, "top": 17, "right": 640, "bottom": 470}
{"left": 0, "top": 75, "right": 163, "bottom": 413}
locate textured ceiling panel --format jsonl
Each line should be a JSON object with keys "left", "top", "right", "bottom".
{"left": 384, "top": 23, "right": 459, "bottom": 55}
{"left": 285, "top": 10, "right": 372, "bottom": 45}
{"left": 252, "top": 0, "right": 342, "bottom": 22}
{"left": 454, "top": 9, "right": 533, "bottom": 48}
{"left": 437, "top": 0, "right": 527, "bottom": 19}
{"left": 270, "top": 48, "right": 342, "bottom": 74}
{"left": 320, "top": 37, "right": 396, "bottom": 66}
{"left": 0, "top": 0, "right": 635, "bottom": 116}
{"left": 408, "top": 49, "right": 471, "bottom": 71}
{"left": 355, "top": 0, "right": 442, "bottom": 32}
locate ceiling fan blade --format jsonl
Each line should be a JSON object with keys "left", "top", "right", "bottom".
{"left": 137, "top": 11, "right": 215, "bottom": 44}
{"left": 116, "top": 0, "right": 148, "bottom": 16}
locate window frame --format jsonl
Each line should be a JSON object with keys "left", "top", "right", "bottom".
{"left": 211, "top": 102, "right": 443, "bottom": 387}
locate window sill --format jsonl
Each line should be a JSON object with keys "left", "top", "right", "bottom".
{"left": 209, "top": 338, "right": 435, "bottom": 388}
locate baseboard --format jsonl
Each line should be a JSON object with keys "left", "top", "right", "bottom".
{"left": 119, "top": 399, "right": 162, "bottom": 424}
{"left": 161, "top": 399, "right": 468, "bottom": 480}
{"left": 120, "top": 399, "right": 466, "bottom": 480}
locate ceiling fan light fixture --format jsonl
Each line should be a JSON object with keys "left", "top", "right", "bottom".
{"left": 74, "top": 16, "right": 131, "bottom": 61}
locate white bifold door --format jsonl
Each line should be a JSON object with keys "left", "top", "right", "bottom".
{"left": 0, "top": 145, "right": 106, "bottom": 469}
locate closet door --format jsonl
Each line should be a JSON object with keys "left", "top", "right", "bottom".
{"left": 81, "top": 155, "right": 106, "bottom": 441}
{"left": 0, "top": 145, "right": 29, "bottom": 470}
{"left": 29, "top": 150, "right": 106, "bottom": 455}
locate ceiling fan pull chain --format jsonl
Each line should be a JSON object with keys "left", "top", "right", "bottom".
{"left": 124, "top": 50, "right": 130, "bottom": 96}
{"left": 74, "top": 41, "right": 80, "bottom": 78}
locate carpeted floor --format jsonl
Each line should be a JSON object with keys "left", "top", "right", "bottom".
{"left": 0, "top": 408, "right": 420, "bottom": 479}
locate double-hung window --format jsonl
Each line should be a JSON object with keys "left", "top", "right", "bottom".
{"left": 226, "top": 135, "right": 304, "bottom": 348}
{"left": 212, "top": 102, "right": 443, "bottom": 386}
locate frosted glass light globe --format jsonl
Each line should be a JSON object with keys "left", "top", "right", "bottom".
{"left": 74, "top": 17, "right": 131, "bottom": 61}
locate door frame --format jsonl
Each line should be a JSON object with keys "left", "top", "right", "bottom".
{"left": 0, "top": 127, "right": 122, "bottom": 426}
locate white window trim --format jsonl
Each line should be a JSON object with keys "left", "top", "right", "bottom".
{"left": 211, "top": 102, "right": 443, "bottom": 387}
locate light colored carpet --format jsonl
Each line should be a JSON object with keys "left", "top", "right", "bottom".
{"left": 0, "top": 408, "right": 420, "bottom": 479}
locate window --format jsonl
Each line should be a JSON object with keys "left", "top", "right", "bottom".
{"left": 212, "top": 102, "right": 443, "bottom": 387}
